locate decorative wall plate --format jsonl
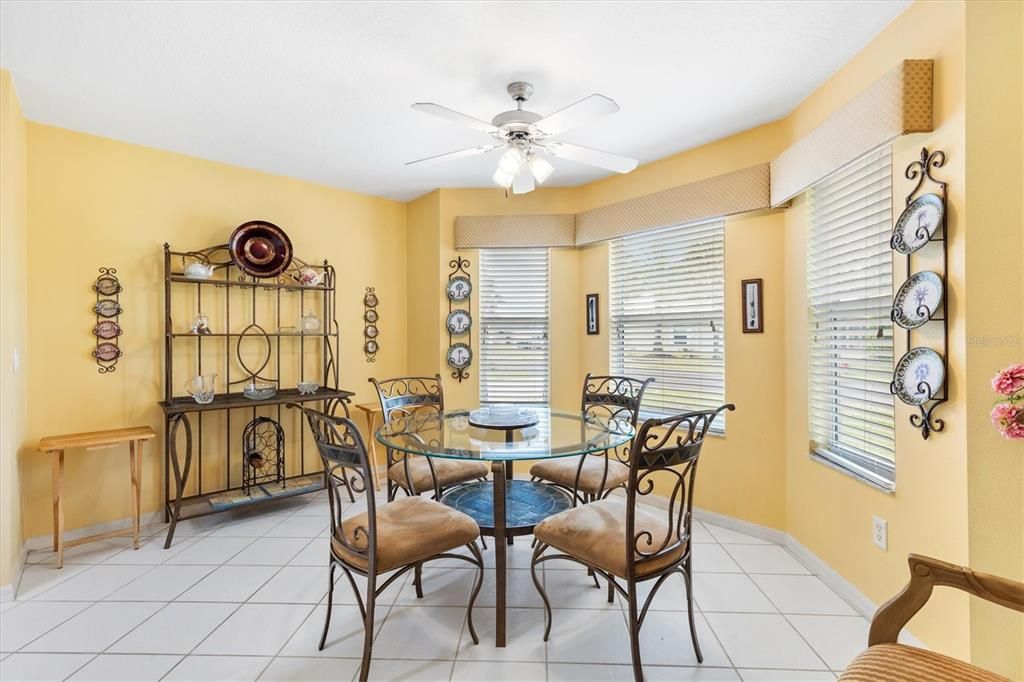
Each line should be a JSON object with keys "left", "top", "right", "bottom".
{"left": 446, "top": 309, "right": 472, "bottom": 335}
{"left": 892, "top": 347, "right": 945, "bottom": 406}
{"left": 92, "top": 267, "right": 122, "bottom": 373}
{"left": 446, "top": 342, "right": 472, "bottom": 370}
{"left": 93, "top": 342, "right": 122, "bottom": 363}
{"left": 93, "top": 299, "right": 122, "bottom": 318}
{"left": 891, "top": 193, "right": 943, "bottom": 254}
{"left": 228, "top": 220, "right": 294, "bottom": 278}
{"left": 446, "top": 276, "right": 472, "bottom": 302}
{"left": 93, "top": 275, "right": 122, "bottom": 296}
{"left": 892, "top": 271, "right": 943, "bottom": 329}
{"left": 93, "top": 320, "right": 122, "bottom": 340}
{"left": 363, "top": 286, "right": 379, "bottom": 362}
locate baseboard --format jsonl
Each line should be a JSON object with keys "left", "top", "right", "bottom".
{"left": 637, "top": 497, "right": 927, "bottom": 650}
{"left": 0, "top": 542, "right": 28, "bottom": 604}
{"left": 23, "top": 511, "right": 164, "bottom": 551}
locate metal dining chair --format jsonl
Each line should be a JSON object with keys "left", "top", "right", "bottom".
{"left": 370, "top": 375, "right": 489, "bottom": 501}
{"left": 292, "top": 404, "right": 485, "bottom": 682}
{"left": 530, "top": 404, "right": 735, "bottom": 682}
{"left": 530, "top": 374, "right": 653, "bottom": 503}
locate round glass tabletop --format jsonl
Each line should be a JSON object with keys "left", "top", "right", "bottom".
{"left": 375, "top": 406, "right": 634, "bottom": 461}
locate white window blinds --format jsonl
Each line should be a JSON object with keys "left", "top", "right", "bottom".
{"left": 609, "top": 220, "right": 726, "bottom": 429}
{"left": 807, "top": 147, "right": 896, "bottom": 488}
{"left": 479, "top": 249, "right": 550, "bottom": 404}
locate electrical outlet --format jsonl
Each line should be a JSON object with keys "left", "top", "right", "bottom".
{"left": 872, "top": 516, "right": 888, "bottom": 550}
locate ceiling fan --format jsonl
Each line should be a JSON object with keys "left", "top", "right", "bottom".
{"left": 406, "top": 81, "right": 638, "bottom": 194}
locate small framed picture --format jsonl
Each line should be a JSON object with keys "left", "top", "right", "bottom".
{"left": 742, "top": 279, "right": 763, "bottom": 333}
{"left": 586, "top": 293, "right": 599, "bottom": 335}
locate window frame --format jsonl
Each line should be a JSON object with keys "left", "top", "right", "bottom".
{"left": 806, "top": 146, "right": 897, "bottom": 491}
{"left": 608, "top": 218, "right": 727, "bottom": 432}
{"left": 478, "top": 248, "right": 550, "bottom": 405}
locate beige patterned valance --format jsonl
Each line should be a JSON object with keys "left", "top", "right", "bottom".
{"left": 770, "top": 59, "right": 933, "bottom": 206}
{"left": 454, "top": 214, "right": 576, "bottom": 249}
{"left": 574, "top": 164, "right": 772, "bottom": 246}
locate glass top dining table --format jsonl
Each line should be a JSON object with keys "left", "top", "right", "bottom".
{"left": 377, "top": 406, "right": 634, "bottom": 647}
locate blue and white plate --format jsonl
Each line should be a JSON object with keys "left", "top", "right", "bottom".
{"left": 892, "top": 347, "right": 944, "bottom": 405}
{"left": 892, "top": 271, "right": 943, "bottom": 329}
{"left": 891, "top": 193, "right": 943, "bottom": 254}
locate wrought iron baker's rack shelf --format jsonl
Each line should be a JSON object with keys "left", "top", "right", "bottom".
{"left": 160, "top": 243, "right": 352, "bottom": 548}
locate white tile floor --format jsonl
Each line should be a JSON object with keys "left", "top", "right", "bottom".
{"left": 0, "top": 490, "right": 868, "bottom": 681}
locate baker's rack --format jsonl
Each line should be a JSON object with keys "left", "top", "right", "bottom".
{"left": 159, "top": 242, "right": 353, "bottom": 547}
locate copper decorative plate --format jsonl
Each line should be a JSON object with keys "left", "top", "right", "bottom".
{"left": 93, "top": 320, "right": 122, "bottom": 340}
{"left": 228, "top": 221, "right": 294, "bottom": 278}
{"left": 93, "top": 342, "right": 122, "bottom": 362}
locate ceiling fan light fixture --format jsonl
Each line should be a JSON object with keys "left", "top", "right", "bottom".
{"left": 497, "top": 147, "right": 524, "bottom": 175}
{"left": 492, "top": 167, "right": 515, "bottom": 188}
{"left": 528, "top": 155, "right": 554, "bottom": 184}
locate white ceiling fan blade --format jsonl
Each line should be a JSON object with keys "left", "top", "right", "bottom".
{"left": 405, "top": 143, "right": 504, "bottom": 167}
{"left": 533, "top": 94, "right": 619, "bottom": 137}
{"left": 411, "top": 103, "right": 500, "bottom": 135}
{"left": 511, "top": 169, "right": 535, "bottom": 194}
{"left": 545, "top": 142, "right": 638, "bottom": 174}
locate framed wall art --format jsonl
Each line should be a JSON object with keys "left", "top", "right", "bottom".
{"left": 741, "top": 278, "right": 763, "bottom": 333}
{"left": 586, "top": 293, "right": 599, "bottom": 335}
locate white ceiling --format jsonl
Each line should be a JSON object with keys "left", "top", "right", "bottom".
{"left": 0, "top": 1, "right": 910, "bottom": 201}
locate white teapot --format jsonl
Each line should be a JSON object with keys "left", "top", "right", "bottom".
{"left": 293, "top": 266, "right": 322, "bottom": 287}
{"left": 184, "top": 261, "right": 215, "bottom": 279}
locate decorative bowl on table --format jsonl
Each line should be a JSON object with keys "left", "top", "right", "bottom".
{"left": 297, "top": 381, "right": 320, "bottom": 395}
{"left": 243, "top": 382, "right": 277, "bottom": 400}
{"left": 469, "top": 405, "right": 539, "bottom": 430}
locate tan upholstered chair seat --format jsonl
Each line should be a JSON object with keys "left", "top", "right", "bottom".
{"left": 530, "top": 456, "right": 629, "bottom": 496}
{"left": 534, "top": 497, "right": 686, "bottom": 578}
{"left": 388, "top": 455, "right": 489, "bottom": 493}
{"left": 839, "top": 644, "right": 1006, "bottom": 681}
{"left": 331, "top": 496, "right": 480, "bottom": 572}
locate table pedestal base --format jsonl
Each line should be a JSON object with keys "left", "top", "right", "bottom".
{"left": 441, "top": 476, "right": 571, "bottom": 647}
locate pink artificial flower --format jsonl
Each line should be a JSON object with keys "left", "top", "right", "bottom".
{"left": 991, "top": 363, "right": 1024, "bottom": 397}
{"left": 990, "top": 403, "right": 1024, "bottom": 440}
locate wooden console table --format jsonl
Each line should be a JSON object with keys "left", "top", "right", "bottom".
{"left": 38, "top": 426, "right": 156, "bottom": 568}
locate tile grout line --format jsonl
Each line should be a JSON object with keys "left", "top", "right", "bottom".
{"left": 720, "top": 542, "right": 837, "bottom": 673}
{"left": 162, "top": 531, "right": 323, "bottom": 679}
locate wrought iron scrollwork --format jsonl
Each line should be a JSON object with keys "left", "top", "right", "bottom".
{"left": 890, "top": 148, "right": 949, "bottom": 440}
{"left": 446, "top": 258, "right": 472, "bottom": 382}
{"left": 92, "top": 267, "right": 123, "bottom": 373}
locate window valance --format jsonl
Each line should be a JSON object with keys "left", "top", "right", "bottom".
{"left": 453, "top": 163, "right": 771, "bottom": 249}
{"left": 770, "top": 59, "right": 933, "bottom": 206}
{"left": 453, "top": 214, "right": 575, "bottom": 249}
{"left": 574, "top": 164, "right": 770, "bottom": 246}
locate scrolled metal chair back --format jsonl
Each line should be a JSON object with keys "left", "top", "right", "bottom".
{"left": 625, "top": 404, "right": 735, "bottom": 578}
{"left": 292, "top": 404, "right": 376, "bottom": 566}
{"left": 370, "top": 374, "right": 444, "bottom": 427}
{"left": 581, "top": 374, "right": 654, "bottom": 465}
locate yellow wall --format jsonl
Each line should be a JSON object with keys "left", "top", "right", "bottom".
{"left": 405, "top": 190, "right": 441, "bottom": 377}
{"left": 21, "top": 123, "right": 407, "bottom": 538}
{"left": 0, "top": 70, "right": 28, "bottom": 587}
{"left": 963, "top": 1, "right": 1024, "bottom": 675}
